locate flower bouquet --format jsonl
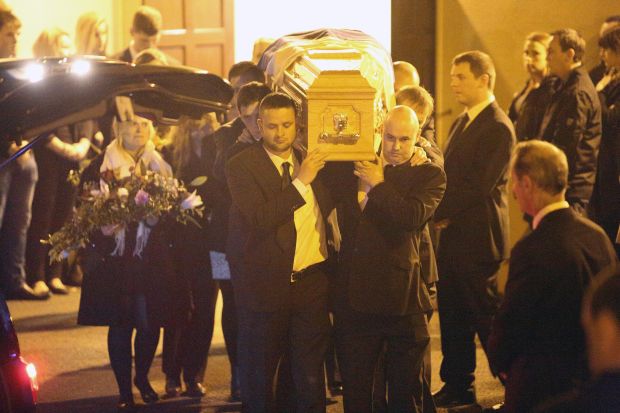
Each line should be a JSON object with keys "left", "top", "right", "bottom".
{"left": 46, "top": 162, "right": 205, "bottom": 263}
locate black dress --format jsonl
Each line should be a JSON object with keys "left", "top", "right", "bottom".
{"left": 77, "top": 155, "right": 189, "bottom": 328}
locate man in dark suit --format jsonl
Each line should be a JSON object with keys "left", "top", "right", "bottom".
{"left": 112, "top": 6, "right": 162, "bottom": 63}
{"left": 225, "top": 92, "right": 337, "bottom": 413}
{"left": 332, "top": 106, "right": 445, "bottom": 413}
{"left": 432, "top": 51, "right": 515, "bottom": 408}
{"left": 487, "top": 140, "right": 617, "bottom": 413}
{"left": 538, "top": 29, "right": 602, "bottom": 215}
{"left": 204, "top": 81, "right": 271, "bottom": 402}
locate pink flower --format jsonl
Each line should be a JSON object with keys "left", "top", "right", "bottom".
{"left": 134, "top": 189, "right": 150, "bottom": 206}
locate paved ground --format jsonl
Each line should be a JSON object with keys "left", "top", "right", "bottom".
{"left": 8, "top": 290, "right": 503, "bottom": 413}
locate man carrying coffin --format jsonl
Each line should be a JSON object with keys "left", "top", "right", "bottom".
{"left": 332, "top": 106, "right": 446, "bottom": 412}
{"left": 225, "top": 92, "right": 338, "bottom": 413}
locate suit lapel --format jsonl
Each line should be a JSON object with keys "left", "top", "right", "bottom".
{"left": 445, "top": 103, "right": 495, "bottom": 159}
{"left": 251, "top": 144, "right": 283, "bottom": 194}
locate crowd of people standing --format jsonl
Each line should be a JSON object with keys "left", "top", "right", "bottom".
{"left": 0, "top": 3, "right": 619, "bottom": 413}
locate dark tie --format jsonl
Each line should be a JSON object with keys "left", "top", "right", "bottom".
{"left": 277, "top": 161, "right": 296, "bottom": 251}
{"left": 282, "top": 162, "right": 292, "bottom": 189}
{"left": 444, "top": 113, "right": 469, "bottom": 157}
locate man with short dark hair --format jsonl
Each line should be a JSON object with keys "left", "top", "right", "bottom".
{"left": 114, "top": 6, "right": 163, "bottom": 64}
{"left": 203, "top": 81, "right": 271, "bottom": 402}
{"left": 226, "top": 92, "right": 338, "bottom": 412}
{"left": 0, "top": 9, "right": 19, "bottom": 58}
{"left": 432, "top": 50, "right": 515, "bottom": 408}
{"left": 227, "top": 61, "right": 266, "bottom": 119}
{"left": 538, "top": 28, "right": 602, "bottom": 215}
{"left": 488, "top": 140, "right": 617, "bottom": 413}
{"left": 590, "top": 15, "right": 620, "bottom": 86}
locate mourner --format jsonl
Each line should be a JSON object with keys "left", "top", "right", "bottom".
{"left": 333, "top": 106, "right": 445, "bottom": 413}
{"left": 78, "top": 115, "right": 186, "bottom": 412}
{"left": 433, "top": 50, "right": 515, "bottom": 409}
{"left": 534, "top": 266, "right": 620, "bottom": 413}
{"left": 537, "top": 28, "right": 601, "bottom": 215}
{"left": 488, "top": 140, "right": 617, "bottom": 413}
{"left": 225, "top": 92, "right": 338, "bottom": 413}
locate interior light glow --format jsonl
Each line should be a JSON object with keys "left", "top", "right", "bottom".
{"left": 71, "top": 60, "right": 91, "bottom": 76}
{"left": 25, "top": 63, "right": 44, "bottom": 82}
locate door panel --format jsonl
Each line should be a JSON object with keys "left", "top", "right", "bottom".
{"left": 132, "top": 0, "right": 234, "bottom": 77}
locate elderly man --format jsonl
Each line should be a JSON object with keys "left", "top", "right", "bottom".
{"left": 538, "top": 28, "right": 602, "bottom": 214}
{"left": 333, "top": 106, "right": 446, "bottom": 413}
{"left": 488, "top": 140, "right": 617, "bottom": 413}
{"left": 432, "top": 50, "right": 515, "bottom": 408}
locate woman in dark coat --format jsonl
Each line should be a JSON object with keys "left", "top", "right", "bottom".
{"left": 78, "top": 115, "right": 188, "bottom": 412}
{"left": 508, "top": 32, "right": 556, "bottom": 141}
{"left": 159, "top": 113, "right": 223, "bottom": 398}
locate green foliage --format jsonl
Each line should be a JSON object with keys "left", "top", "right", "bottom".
{"left": 45, "top": 168, "right": 204, "bottom": 263}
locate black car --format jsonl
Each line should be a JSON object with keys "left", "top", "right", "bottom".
{"left": 0, "top": 57, "right": 233, "bottom": 412}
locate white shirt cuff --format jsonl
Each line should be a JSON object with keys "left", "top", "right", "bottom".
{"left": 292, "top": 178, "right": 309, "bottom": 195}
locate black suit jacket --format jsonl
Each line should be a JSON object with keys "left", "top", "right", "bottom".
{"left": 435, "top": 101, "right": 515, "bottom": 270}
{"left": 488, "top": 208, "right": 617, "bottom": 375}
{"left": 336, "top": 162, "right": 446, "bottom": 316}
{"left": 225, "top": 143, "right": 336, "bottom": 311}
{"left": 112, "top": 47, "right": 133, "bottom": 63}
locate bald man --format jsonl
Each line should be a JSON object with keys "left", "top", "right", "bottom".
{"left": 394, "top": 60, "right": 421, "bottom": 92}
{"left": 333, "top": 106, "right": 446, "bottom": 412}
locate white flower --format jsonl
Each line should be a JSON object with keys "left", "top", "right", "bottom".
{"left": 117, "top": 187, "right": 129, "bottom": 200}
{"left": 91, "top": 180, "right": 110, "bottom": 198}
{"left": 181, "top": 190, "right": 203, "bottom": 210}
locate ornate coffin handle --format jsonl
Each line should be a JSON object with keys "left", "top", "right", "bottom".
{"left": 318, "top": 113, "right": 360, "bottom": 144}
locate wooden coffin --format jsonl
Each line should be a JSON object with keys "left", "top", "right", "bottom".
{"left": 278, "top": 49, "right": 386, "bottom": 161}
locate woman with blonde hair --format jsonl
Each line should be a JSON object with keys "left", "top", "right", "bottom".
{"left": 75, "top": 11, "right": 108, "bottom": 56}
{"left": 32, "top": 27, "right": 73, "bottom": 57}
{"left": 25, "top": 28, "right": 92, "bottom": 296}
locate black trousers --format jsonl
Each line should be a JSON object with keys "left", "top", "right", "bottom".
{"left": 372, "top": 313, "right": 436, "bottom": 413}
{"left": 239, "top": 269, "right": 330, "bottom": 413}
{"left": 162, "top": 273, "right": 218, "bottom": 384}
{"left": 335, "top": 304, "right": 429, "bottom": 413}
{"left": 436, "top": 260, "right": 500, "bottom": 390}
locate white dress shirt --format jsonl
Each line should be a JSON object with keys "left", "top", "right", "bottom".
{"left": 465, "top": 94, "right": 496, "bottom": 129}
{"left": 263, "top": 147, "right": 327, "bottom": 271}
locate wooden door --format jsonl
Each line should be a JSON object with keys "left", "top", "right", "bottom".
{"left": 123, "top": 0, "right": 234, "bottom": 77}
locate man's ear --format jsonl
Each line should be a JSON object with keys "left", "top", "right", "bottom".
{"left": 566, "top": 47, "right": 576, "bottom": 63}
{"left": 257, "top": 117, "right": 263, "bottom": 133}
{"left": 479, "top": 73, "right": 490, "bottom": 89}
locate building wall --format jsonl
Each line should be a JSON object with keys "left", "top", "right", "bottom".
{"left": 233, "top": 0, "right": 391, "bottom": 63}
{"left": 6, "top": 0, "right": 119, "bottom": 58}
{"left": 435, "top": 0, "right": 619, "bottom": 283}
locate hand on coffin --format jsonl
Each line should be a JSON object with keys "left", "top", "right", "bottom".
{"left": 297, "top": 149, "right": 328, "bottom": 185}
{"left": 409, "top": 145, "right": 429, "bottom": 167}
{"left": 354, "top": 155, "right": 385, "bottom": 189}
